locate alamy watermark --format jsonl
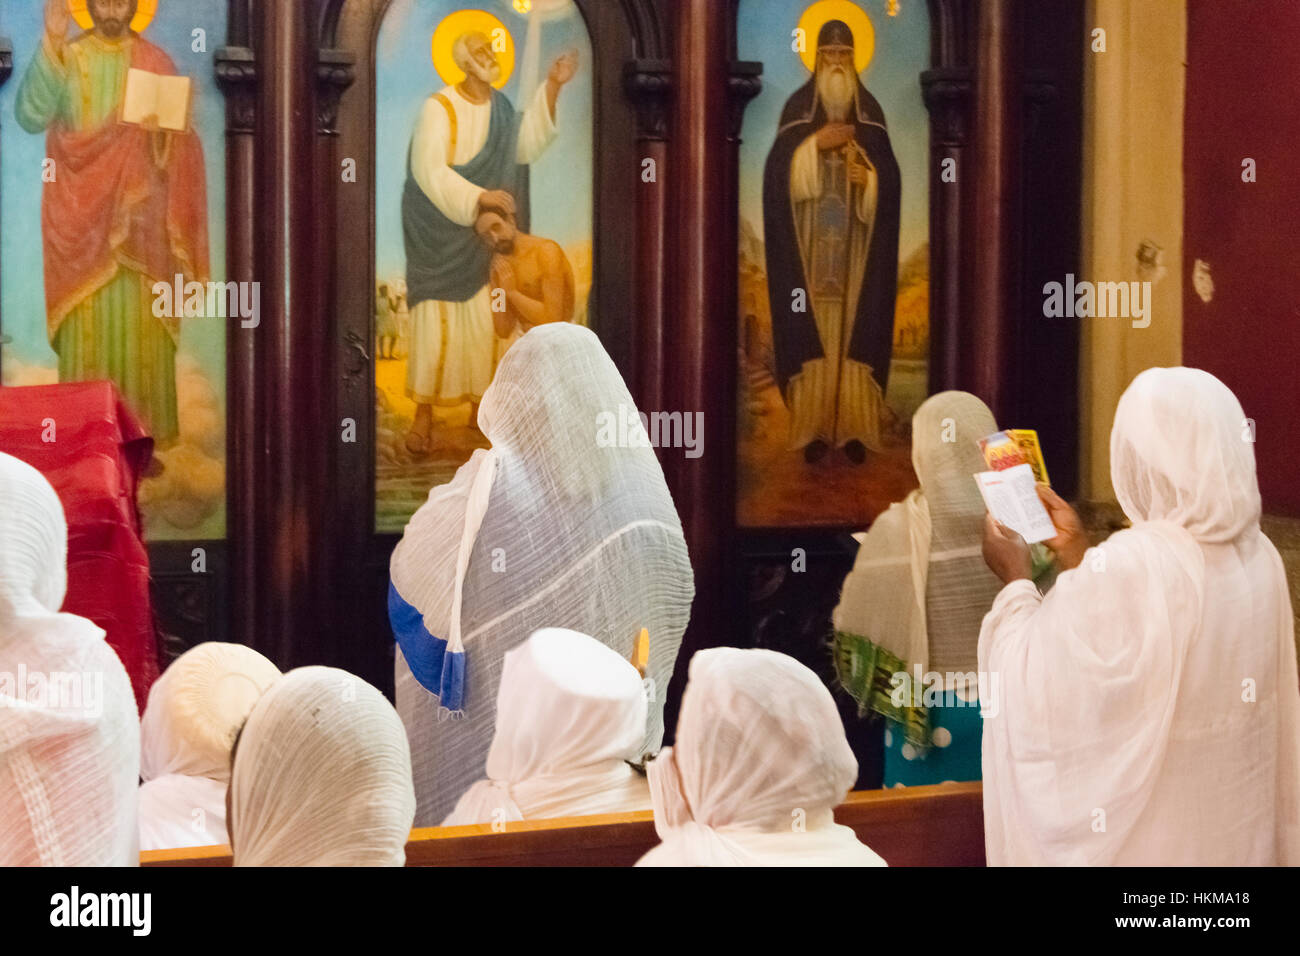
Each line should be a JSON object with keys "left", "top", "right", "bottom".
{"left": 0, "top": 665, "right": 104, "bottom": 718}
{"left": 889, "top": 666, "right": 1000, "bottom": 718}
{"left": 50, "top": 886, "right": 150, "bottom": 936}
{"left": 596, "top": 404, "right": 703, "bottom": 459}
{"left": 152, "top": 274, "right": 260, "bottom": 328}
{"left": 1042, "top": 273, "right": 1151, "bottom": 329}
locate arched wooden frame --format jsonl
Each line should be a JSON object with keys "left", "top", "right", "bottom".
{"left": 716, "top": 0, "right": 1082, "bottom": 773}
{"left": 305, "top": 0, "right": 675, "bottom": 690}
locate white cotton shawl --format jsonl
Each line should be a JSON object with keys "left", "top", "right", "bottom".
{"left": 833, "top": 391, "right": 1004, "bottom": 673}
{"left": 229, "top": 667, "right": 416, "bottom": 866}
{"left": 638, "top": 648, "right": 887, "bottom": 867}
{"left": 0, "top": 452, "right": 140, "bottom": 866}
{"left": 138, "top": 641, "right": 281, "bottom": 850}
{"left": 979, "top": 367, "right": 1300, "bottom": 865}
{"left": 390, "top": 324, "right": 695, "bottom": 825}
{"left": 442, "top": 628, "right": 651, "bottom": 826}
{"left": 138, "top": 774, "right": 229, "bottom": 851}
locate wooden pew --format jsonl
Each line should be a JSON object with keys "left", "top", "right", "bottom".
{"left": 140, "top": 780, "right": 984, "bottom": 867}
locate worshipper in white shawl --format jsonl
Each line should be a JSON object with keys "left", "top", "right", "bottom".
{"left": 0, "top": 452, "right": 140, "bottom": 866}
{"left": 638, "top": 647, "right": 887, "bottom": 867}
{"left": 979, "top": 367, "right": 1300, "bottom": 865}
{"left": 442, "top": 628, "right": 651, "bottom": 826}
{"left": 138, "top": 642, "right": 280, "bottom": 850}
{"left": 389, "top": 323, "right": 695, "bottom": 825}
{"left": 228, "top": 666, "right": 415, "bottom": 866}
{"left": 833, "top": 391, "right": 1005, "bottom": 787}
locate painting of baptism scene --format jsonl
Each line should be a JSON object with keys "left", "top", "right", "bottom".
{"left": 372, "top": 0, "right": 593, "bottom": 532}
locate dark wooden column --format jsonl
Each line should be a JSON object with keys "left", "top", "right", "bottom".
{"left": 240, "top": 0, "right": 337, "bottom": 667}
{"left": 1015, "top": 2, "right": 1082, "bottom": 498}
{"left": 0, "top": 35, "right": 13, "bottom": 336}
{"left": 625, "top": 60, "right": 672, "bottom": 416}
{"left": 660, "top": 0, "right": 746, "bottom": 738}
{"left": 965, "top": 0, "right": 1021, "bottom": 420}
{"left": 217, "top": 3, "right": 259, "bottom": 654}
{"left": 921, "top": 0, "right": 975, "bottom": 393}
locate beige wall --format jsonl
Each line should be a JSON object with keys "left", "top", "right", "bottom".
{"left": 1078, "top": 0, "right": 1185, "bottom": 500}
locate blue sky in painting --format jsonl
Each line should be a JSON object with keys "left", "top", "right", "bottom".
{"left": 374, "top": 0, "right": 594, "bottom": 286}
{"left": 0, "top": 1, "right": 228, "bottom": 380}
{"left": 737, "top": 0, "right": 930, "bottom": 262}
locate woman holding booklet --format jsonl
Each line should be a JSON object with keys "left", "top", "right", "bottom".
{"left": 978, "top": 367, "right": 1300, "bottom": 865}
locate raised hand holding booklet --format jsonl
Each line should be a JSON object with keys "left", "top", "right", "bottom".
{"left": 974, "top": 464, "right": 1056, "bottom": 544}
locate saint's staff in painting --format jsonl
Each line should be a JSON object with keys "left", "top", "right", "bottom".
{"left": 15, "top": 0, "right": 209, "bottom": 445}
{"left": 763, "top": 17, "right": 900, "bottom": 465}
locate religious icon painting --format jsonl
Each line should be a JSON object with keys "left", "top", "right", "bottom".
{"left": 373, "top": 0, "right": 594, "bottom": 533}
{"left": 737, "top": 0, "right": 930, "bottom": 528}
{"left": 0, "top": 0, "right": 230, "bottom": 540}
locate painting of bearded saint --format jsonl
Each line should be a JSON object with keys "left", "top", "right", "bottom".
{"left": 15, "top": 0, "right": 208, "bottom": 446}
{"left": 764, "top": 16, "right": 900, "bottom": 467}
{"left": 738, "top": 0, "right": 930, "bottom": 529}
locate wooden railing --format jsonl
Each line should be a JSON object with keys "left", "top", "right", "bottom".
{"left": 140, "top": 780, "right": 984, "bottom": 867}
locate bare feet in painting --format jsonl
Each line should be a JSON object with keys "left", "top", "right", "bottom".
{"left": 843, "top": 440, "right": 868, "bottom": 465}
{"left": 803, "top": 439, "right": 830, "bottom": 464}
{"left": 406, "top": 403, "right": 434, "bottom": 457}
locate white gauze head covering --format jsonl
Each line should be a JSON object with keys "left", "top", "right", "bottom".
{"left": 137, "top": 642, "right": 281, "bottom": 850}
{"left": 141, "top": 641, "right": 281, "bottom": 782}
{"left": 230, "top": 666, "right": 415, "bottom": 866}
{"left": 638, "top": 648, "right": 887, "bottom": 867}
{"left": 0, "top": 452, "right": 140, "bottom": 866}
{"left": 442, "top": 627, "right": 650, "bottom": 826}
{"left": 1110, "top": 366, "right": 1261, "bottom": 542}
{"left": 833, "top": 391, "right": 1003, "bottom": 672}
{"left": 390, "top": 324, "right": 694, "bottom": 824}
{"left": 980, "top": 367, "right": 1300, "bottom": 864}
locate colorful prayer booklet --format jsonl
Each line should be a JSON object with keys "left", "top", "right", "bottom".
{"left": 974, "top": 464, "right": 1056, "bottom": 544}
{"left": 122, "top": 69, "right": 192, "bottom": 132}
{"left": 979, "top": 429, "right": 1051, "bottom": 485}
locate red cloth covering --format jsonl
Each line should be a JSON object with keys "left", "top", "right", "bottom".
{"left": 42, "top": 37, "right": 209, "bottom": 340}
{"left": 0, "top": 381, "right": 160, "bottom": 712}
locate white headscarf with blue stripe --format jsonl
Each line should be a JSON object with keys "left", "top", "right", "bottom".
{"left": 389, "top": 324, "right": 694, "bottom": 824}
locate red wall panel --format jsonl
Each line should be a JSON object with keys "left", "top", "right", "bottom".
{"left": 1184, "top": 0, "right": 1300, "bottom": 515}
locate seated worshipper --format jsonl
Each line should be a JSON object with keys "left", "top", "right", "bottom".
{"left": 979, "top": 367, "right": 1300, "bottom": 866}
{"left": 638, "top": 647, "right": 887, "bottom": 867}
{"left": 832, "top": 391, "right": 1006, "bottom": 787}
{"left": 138, "top": 642, "right": 281, "bottom": 850}
{"left": 389, "top": 323, "right": 695, "bottom": 825}
{"left": 0, "top": 452, "right": 139, "bottom": 866}
{"left": 442, "top": 627, "right": 651, "bottom": 826}
{"left": 228, "top": 666, "right": 415, "bottom": 866}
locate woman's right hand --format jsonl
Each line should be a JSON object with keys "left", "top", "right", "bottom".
{"left": 1037, "top": 484, "right": 1089, "bottom": 570}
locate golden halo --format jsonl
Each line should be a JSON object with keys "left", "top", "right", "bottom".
{"left": 796, "top": 0, "right": 875, "bottom": 74}
{"left": 431, "top": 9, "right": 515, "bottom": 90}
{"left": 70, "top": 0, "right": 158, "bottom": 33}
